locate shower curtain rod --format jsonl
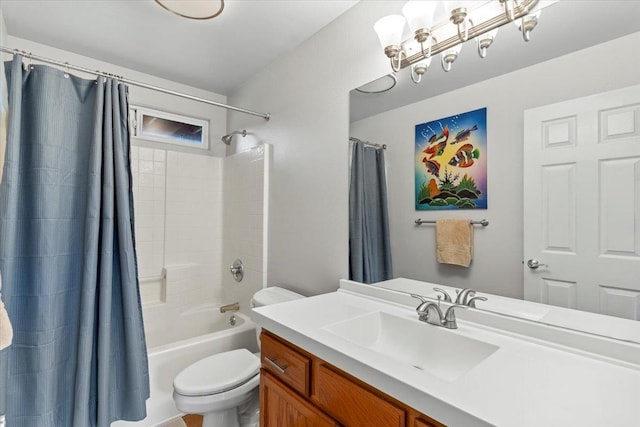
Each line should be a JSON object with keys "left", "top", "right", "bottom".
{"left": 349, "top": 136, "right": 387, "bottom": 149}
{"left": 0, "top": 46, "right": 271, "bottom": 121}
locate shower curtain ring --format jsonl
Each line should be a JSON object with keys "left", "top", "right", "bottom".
{"left": 25, "top": 52, "right": 34, "bottom": 70}
{"left": 64, "top": 62, "right": 70, "bottom": 78}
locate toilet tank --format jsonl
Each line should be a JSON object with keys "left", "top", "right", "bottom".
{"left": 251, "top": 287, "right": 304, "bottom": 349}
{"left": 251, "top": 286, "right": 304, "bottom": 308}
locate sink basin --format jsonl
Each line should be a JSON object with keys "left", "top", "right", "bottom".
{"left": 322, "top": 311, "right": 499, "bottom": 383}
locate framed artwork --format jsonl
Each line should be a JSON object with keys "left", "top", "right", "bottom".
{"left": 415, "top": 107, "right": 487, "bottom": 210}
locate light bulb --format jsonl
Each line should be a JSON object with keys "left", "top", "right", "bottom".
{"left": 402, "top": 1, "right": 437, "bottom": 36}
{"left": 374, "top": 15, "right": 406, "bottom": 52}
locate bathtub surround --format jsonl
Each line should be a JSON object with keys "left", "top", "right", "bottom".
{"left": 0, "top": 57, "right": 149, "bottom": 425}
{"left": 131, "top": 146, "right": 268, "bottom": 348}
{"left": 135, "top": 148, "right": 226, "bottom": 348}
{"left": 222, "top": 145, "right": 269, "bottom": 316}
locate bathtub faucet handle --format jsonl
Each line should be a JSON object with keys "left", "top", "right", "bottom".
{"left": 220, "top": 302, "right": 240, "bottom": 313}
{"left": 230, "top": 259, "right": 244, "bottom": 282}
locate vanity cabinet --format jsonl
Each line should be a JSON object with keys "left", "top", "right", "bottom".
{"left": 260, "top": 330, "right": 445, "bottom": 427}
{"left": 261, "top": 370, "right": 338, "bottom": 427}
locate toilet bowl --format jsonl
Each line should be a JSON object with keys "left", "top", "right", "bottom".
{"left": 172, "top": 287, "right": 304, "bottom": 427}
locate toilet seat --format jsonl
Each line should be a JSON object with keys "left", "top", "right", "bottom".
{"left": 173, "top": 349, "right": 260, "bottom": 396}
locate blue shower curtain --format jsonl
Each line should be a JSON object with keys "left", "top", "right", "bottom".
{"left": 0, "top": 57, "right": 149, "bottom": 426}
{"left": 349, "top": 142, "right": 393, "bottom": 284}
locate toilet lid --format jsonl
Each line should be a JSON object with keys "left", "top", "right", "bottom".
{"left": 174, "top": 349, "right": 260, "bottom": 396}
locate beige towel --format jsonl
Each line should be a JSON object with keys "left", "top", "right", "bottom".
{"left": 0, "top": 273, "right": 13, "bottom": 350}
{"left": 436, "top": 219, "right": 473, "bottom": 267}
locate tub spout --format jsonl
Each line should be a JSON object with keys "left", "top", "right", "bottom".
{"left": 220, "top": 302, "right": 240, "bottom": 313}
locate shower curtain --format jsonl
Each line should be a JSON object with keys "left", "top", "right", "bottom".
{"left": 0, "top": 56, "right": 149, "bottom": 426}
{"left": 349, "top": 141, "right": 393, "bottom": 284}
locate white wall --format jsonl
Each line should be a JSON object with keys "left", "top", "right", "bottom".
{"left": 227, "top": 2, "right": 397, "bottom": 296}
{"left": 227, "top": 0, "right": 640, "bottom": 297}
{"left": 351, "top": 32, "right": 640, "bottom": 298}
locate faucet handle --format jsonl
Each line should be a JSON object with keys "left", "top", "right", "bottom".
{"left": 410, "top": 294, "right": 430, "bottom": 312}
{"left": 467, "top": 296, "right": 487, "bottom": 308}
{"left": 463, "top": 290, "right": 476, "bottom": 305}
{"left": 443, "top": 304, "right": 467, "bottom": 329}
{"left": 454, "top": 288, "right": 475, "bottom": 305}
{"left": 433, "top": 288, "right": 452, "bottom": 302}
{"left": 410, "top": 294, "right": 428, "bottom": 303}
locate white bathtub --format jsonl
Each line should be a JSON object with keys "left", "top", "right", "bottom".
{"left": 113, "top": 310, "right": 259, "bottom": 427}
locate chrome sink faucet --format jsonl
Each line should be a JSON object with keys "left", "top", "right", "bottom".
{"left": 411, "top": 294, "right": 467, "bottom": 329}
{"left": 455, "top": 288, "right": 475, "bottom": 305}
{"left": 434, "top": 287, "right": 487, "bottom": 308}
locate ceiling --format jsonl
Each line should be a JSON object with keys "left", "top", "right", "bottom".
{"left": 351, "top": 0, "right": 640, "bottom": 122}
{"left": 1, "top": 0, "right": 359, "bottom": 95}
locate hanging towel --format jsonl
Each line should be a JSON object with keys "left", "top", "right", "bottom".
{"left": 0, "top": 273, "right": 12, "bottom": 351}
{"left": 436, "top": 219, "right": 474, "bottom": 267}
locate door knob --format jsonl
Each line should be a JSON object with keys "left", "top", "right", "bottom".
{"left": 526, "top": 259, "right": 548, "bottom": 270}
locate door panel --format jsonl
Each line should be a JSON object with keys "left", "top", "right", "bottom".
{"left": 524, "top": 85, "right": 640, "bottom": 320}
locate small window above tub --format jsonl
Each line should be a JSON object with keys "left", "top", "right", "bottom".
{"left": 131, "top": 106, "right": 209, "bottom": 150}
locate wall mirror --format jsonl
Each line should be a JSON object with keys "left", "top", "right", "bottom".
{"left": 348, "top": 0, "right": 640, "bottom": 342}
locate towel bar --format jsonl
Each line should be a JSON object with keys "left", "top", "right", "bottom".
{"left": 415, "top": 219, "right": 489, "bottom": 227}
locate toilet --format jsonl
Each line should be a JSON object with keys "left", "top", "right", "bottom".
{"left": 172, "top": 287, "right": 304, "bottom": 427}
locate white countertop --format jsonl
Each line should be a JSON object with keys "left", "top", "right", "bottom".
{"left": 251, "top": 286, "right": 640, "bottom": 427}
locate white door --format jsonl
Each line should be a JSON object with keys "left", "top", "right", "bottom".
{"left": 524, "top": 85, "right": 640, "bottom": 320}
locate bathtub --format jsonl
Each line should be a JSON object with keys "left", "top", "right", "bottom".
{"left": 113, "top": 310, "right": 259, "bottom": 427}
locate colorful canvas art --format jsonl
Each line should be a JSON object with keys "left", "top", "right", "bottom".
{"left": 415, "top": 108, "right": 487, "bottom": 210}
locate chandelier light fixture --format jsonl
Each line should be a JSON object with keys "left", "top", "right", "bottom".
{"left": 155, "top": 0, "right": 224, "bottom": 20}
{"left": 374, "top": 0, "right": 545, "bottom": 84}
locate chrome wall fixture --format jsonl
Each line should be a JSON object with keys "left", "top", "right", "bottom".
{"left": 230, "top": 259, "right": 244, "bottom": 282}
{"left": 374, "top": 0, "right": 544, "bottom": 84}
{"left": 415, "top": 218, "right": 489, "bottom": 226}
{"left": 221, "top": 129, "right": 247, "bottom": 145}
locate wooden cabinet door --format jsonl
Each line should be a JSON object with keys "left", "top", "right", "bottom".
{"left": 313, "top": 362, "right": 405, "bottom": 427}
{"left": 413, "top": 419, "right": 439, "bottom": 427}
{"left": 409, "top": 409, "right": 446, "bottom": 427}
{"left": 261, "top": 370, "right": 338, "bottom": 427}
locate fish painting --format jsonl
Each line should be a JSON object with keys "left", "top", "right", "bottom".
{"left": 452, "top": 124, "right": 477, "bottom": 144}
{"left": 448, "top": 144, "right": 480, "bottom": 168}
{"left": 415, "top": 107, "right": 487, "bottom": 211}
{"left": 422, "top": 157, "right": 441, "bottom": 177}
{"left": 423, "top": 141, "right": 447, "bottom": 159}
{"left": 428, "top": 125, "right": 449, "bottom": 145}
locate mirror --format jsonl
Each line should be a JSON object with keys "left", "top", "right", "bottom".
{"left": 349, "top": 1, "right": 640, "bottom": 339}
